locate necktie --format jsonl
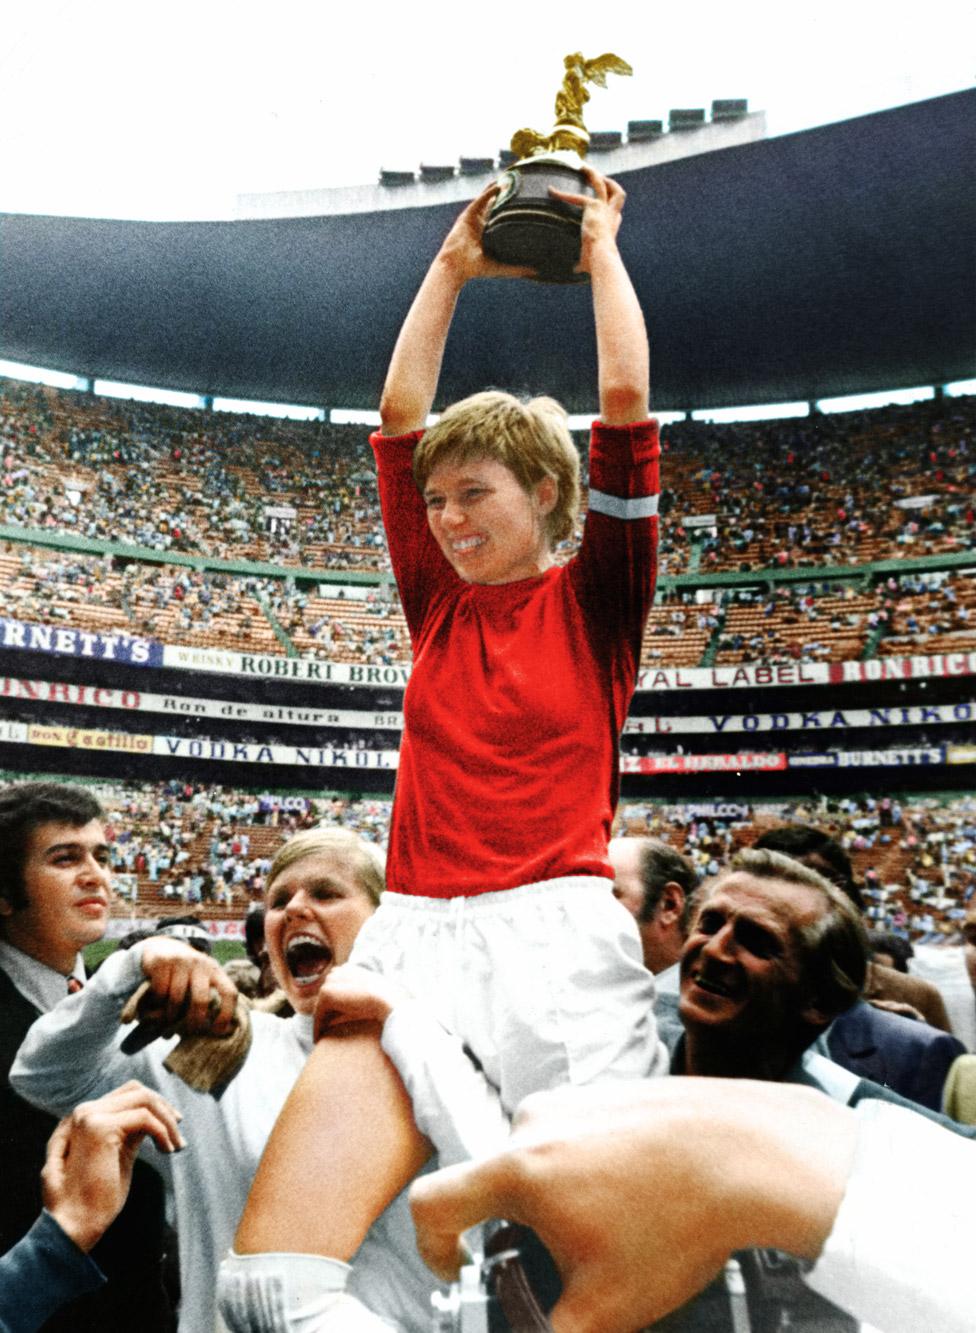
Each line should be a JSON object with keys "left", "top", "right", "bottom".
{"left": 67, "top": 976, "right": 84, "bottom": 995}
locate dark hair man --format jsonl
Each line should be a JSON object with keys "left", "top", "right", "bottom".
{"left": 867, "top": 929, "right": 914, "bottom": 974}
{"left": 608, "top": 836, "right": 697, "bottom": 975}
{"left": 751, "top": 824, "right": 863, "bottom": 905}
{"left": 0, "top": 781, "right": 172, "bottom": 1331}
{"left": 153, "top": 914, "right": 213, "bottom": 955}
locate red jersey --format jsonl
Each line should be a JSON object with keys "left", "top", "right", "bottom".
{"left": 371, "top": 420, "right": 660, "bottom": 897}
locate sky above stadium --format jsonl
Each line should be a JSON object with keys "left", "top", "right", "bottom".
{"left": 2, "top": 0, "right": 973, "bottom": 220}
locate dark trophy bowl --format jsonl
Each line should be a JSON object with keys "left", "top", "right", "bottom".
{"left": 483, "top": 158, "right": 596, "bottom": 283}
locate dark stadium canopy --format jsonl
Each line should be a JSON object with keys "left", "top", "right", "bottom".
{"left": 1, "top": 90, "right": 973, "bottom": 414}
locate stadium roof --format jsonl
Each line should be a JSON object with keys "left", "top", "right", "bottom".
{"left": 1, "top": 90, "right": 972, "bottom": 413}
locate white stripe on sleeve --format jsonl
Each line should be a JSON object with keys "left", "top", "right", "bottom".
{"left": 588, "top": 488, "right": 659, "bottom": 520}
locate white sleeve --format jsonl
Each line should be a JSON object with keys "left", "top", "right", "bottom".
{"left": 804, "top": 1098, "right": 974, "bottom": 1333}
{"left": 380, "top": 1001, "right": 510, "bottom": 1166}
{"left": 10, "top": 943, "right": 174, "bottom": 1115}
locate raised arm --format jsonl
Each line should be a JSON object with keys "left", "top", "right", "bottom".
{"left": 552, "top": 170, "right": 649, "bottom": 425}
{"left": 379, "top": 185, "right": 531, "bottom": 435}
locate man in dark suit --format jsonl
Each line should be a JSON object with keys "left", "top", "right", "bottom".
{"left": 0, "top": 781, "right": 173, "bottom": 1332}
{"left": 824, "top": 996, "right": 964, "bottom": 1112}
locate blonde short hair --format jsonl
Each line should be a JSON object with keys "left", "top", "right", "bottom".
{"left": 265, "top": 826, "right": 385, "bottom": 907}
{"left": 413, "top": 390, "right": 581, "bottom": 545}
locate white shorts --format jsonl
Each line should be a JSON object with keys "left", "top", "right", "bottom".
{"left": 349, "top": 876, "right": 667, "bottom": 1115}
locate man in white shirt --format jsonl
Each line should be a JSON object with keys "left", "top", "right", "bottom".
{"left": 0, "top": 780, "right": 171, "bottom": 1332}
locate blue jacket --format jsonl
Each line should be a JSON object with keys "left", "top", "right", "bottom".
{"left": 0, "top": 1213, "right": 102, "bottom": 1333}
{"left": 826, "top": 999, "right": 966, "bottom": 1113}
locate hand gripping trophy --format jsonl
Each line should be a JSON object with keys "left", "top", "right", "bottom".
{"left": 483, "top": 50, "right": 633, "bottom": 282}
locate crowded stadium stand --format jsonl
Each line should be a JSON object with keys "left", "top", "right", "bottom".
{"left": 1, "top": 88, "right": 974, "bottom": 947}
{"left": 4, "top": 379, "right": 976, "bottom": 941}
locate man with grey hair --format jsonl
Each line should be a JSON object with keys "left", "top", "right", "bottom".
{"left": 752, "top": 826, "right": 966, "bottom": 1108}
{"left": 608, "top": 836, "right": 697, "bottom": 975}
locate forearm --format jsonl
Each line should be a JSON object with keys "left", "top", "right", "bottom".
{"left": 590, "top": 243, "right": 649, "bottom": 425}
{"left": 379, "top": 255, "right": 465, "bottom": 434}
{"left": 10, "top": 945, "right": 165, "bottom": 1113}
{"left": 0, "top": 1212, "right": 104, "bottom": 1332}
{"left": 714, "top": 1082, "right": 855, "bottom": 1259}
{"left": 410, "top": 1078, "right": 855, "bottom": 1331}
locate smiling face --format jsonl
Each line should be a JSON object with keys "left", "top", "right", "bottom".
{"left": 679, "top": 872, "right": 826, "bottom": 1055}
{"left": 263, "top": 849, "right": 376, "bottom": 1014}
{"left": 423, "top": 456, "right": 556, "bottom": 586}
{"left": 0, "top": 819, "right": 113, "bottom": 973}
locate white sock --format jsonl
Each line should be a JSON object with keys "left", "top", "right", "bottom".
{"left": 217, "top": 1251, "right": 397, "bottom": 1333}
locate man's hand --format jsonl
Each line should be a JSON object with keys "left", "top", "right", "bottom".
{"left": 410, "top": 1079, "right": 856, "bottom": 1333}
{"left": 140, "top": 937, "right": 238, "bottom": 1035}
{"left": 313, "top": 963, "right": 411, "bottom": 1041}
{"left": 548, "top": 168, "right": 625, "bottom": 275}
{"left": 437, "top": 183, "right": 535, "bottom": 285}
{"left": 42, "top": 1081, "right": 184, "bottom": 1253}
{"left": 869, "top": 996, "right": 926, "bottom": 1023}
{"left": 378, "top": 182, "right": 533, "bottom": 434}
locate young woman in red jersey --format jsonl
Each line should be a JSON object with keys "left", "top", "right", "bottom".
{"left": 221, "top": 169, "right": 666, "bottom": 1333}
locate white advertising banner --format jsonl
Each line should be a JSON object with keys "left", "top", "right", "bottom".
{"left": 161, "top": 644, "right": 411, "bottom": 688}
{"left": 7, "top": 673, "right": 975, "bottom": 738}
{"left": 5, "top": 610, "right": 976, "bottom": 694}
{"left": 0, "top": 674, "right": 401, "bottom": 730}
{"left": 624, "top": 701, "right": 976, "bottom": 735}
{"left": 151, "top": 736, "right": 400, "bottom": 768}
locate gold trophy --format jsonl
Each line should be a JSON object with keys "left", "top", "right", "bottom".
{"left": 483, "top": 51, "right": 633, "bottom": 282}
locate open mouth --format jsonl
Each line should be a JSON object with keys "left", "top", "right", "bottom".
{"left": 690, "top": 971, "right": 735, "bottom": 998}
{"left": 451, "top": 536, "right": 484, "bottom": 554}
{"left": 284, "top": 934, "right": 333, "bottom": 988}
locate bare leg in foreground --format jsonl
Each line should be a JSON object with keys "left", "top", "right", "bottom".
{"left": 235, "top": 1022, "right": 430, "bottom": 1258}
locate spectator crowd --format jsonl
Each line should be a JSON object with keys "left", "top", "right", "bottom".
{"left": 2, "top": 778, "right": 974, "bottom": 1333}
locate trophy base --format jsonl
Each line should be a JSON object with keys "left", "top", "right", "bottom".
{"left": 483, "top": 158, "right": 595, "bottom": 284}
